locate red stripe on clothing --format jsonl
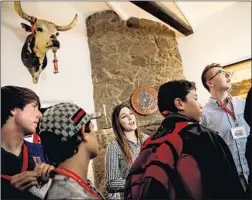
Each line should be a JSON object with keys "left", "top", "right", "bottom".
{"left": 73, "top": 110, "right": 85, "bottom": 124}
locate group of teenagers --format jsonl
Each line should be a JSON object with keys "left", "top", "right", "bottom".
{"left": 1, "top": 62, "right": 251, "bottom": 199}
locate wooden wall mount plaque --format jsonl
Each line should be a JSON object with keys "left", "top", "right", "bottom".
{"left": 131, "top": 86, "right": 158, "bottom": 115}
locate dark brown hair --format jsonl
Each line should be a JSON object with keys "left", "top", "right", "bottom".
{"left": 201, "top": 63, "right": 223, "bottom": 91}
{"left": 1, "top": 85, "right": 40, "bottom": 127}
{"left": 111, "top": 104, "right": 142, "bottom": 164}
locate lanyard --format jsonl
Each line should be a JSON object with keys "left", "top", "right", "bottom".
{"left": 219, "top": 100, "right": 236, "bottom": 121}
{"left": 33, "top": 133, "right": 41, "bottom": 144}
{"left": 55, "top": 167, "right": 102, "bottom": 200}
{"left": 1, "top": 144, "right": 29, "bottom": 180}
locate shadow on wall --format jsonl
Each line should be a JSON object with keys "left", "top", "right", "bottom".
{"left": 1, "top": 20, "right": 27, "bottom": 42}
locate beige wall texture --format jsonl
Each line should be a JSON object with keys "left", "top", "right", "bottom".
{"left": 86, "top": 10, "right": 185, "bottom": 195}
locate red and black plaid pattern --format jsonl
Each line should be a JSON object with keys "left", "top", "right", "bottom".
{"left": 39, "top": 103, "right": 91, "bottom": 142}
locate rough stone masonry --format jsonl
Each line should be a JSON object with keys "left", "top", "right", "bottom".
{"left": 86, "top": 10, "right": 185, "bottom": 196}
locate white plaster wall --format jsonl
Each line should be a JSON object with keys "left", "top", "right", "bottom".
{"left": 177, "top": 2, "right": 251, "bottom": 105}
{"left": 1, "top": 1, "right": 108, "bottom": 114}
{"left": 1, "top": 1, "right": 110, "bottom": 184}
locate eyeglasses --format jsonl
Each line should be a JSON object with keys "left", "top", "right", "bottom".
{"left": 208, "top": 70, "right": 233, "bottom": 81}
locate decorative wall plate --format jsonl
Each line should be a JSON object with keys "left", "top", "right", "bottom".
{"left": 131, "top": 86, "right": 158, "bottom": 115}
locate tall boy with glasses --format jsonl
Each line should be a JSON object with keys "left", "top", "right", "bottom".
{"left": 201, "top": 63, "right": 250, "bottom": 190}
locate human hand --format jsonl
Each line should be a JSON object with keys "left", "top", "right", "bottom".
{"left": 10, "top": 171, "right": 38, "bottom": 191}
{"left": 34, "top": 163, "right": 54, "bottom": 183}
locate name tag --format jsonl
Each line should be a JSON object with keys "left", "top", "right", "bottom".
{"left": 231, "top": 126, "right": 247, "bottom": 139}
{"left": 29, "top": 178, "right": 52, "bottom": 199}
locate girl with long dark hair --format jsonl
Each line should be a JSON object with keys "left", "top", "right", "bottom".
{"left": 105, "top": 104, "right": 148, "bottom": 199}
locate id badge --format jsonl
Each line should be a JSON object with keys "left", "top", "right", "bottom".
{"left": 231, "top": 126, "right": 247, "bottom": 139}
{"left": 29, "top": 178, "right": 52, "bottom": 199}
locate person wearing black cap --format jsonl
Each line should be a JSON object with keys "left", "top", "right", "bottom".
{"left": 1, "top": 85, "right": 54, "bottom": 199}
{"left": 201, "top": 63, "right": 250, "bottom": 190}
{"left": 39, "top": 102, "right": 104, "bottom": 199}
{"left": 125, "top": 80, "right": 246, "bottom": 199}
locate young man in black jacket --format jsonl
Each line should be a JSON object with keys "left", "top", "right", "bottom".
{"left": 125, "top": 80, "right": 246, "bottom": 200}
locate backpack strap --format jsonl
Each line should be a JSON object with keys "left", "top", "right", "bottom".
{"left": 173, "top": 122, "right": 190, "bottom": 135}
{"left": 160, "top": 140, "right": 191, "bottom": 197}
{"left": 156, "top": 122, "right": 193, "bottom": 199}
{"left": 142, "top": 122, "right": 189, "bottom": 151}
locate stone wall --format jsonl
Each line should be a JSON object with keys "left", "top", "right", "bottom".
{"left": 92, "top": 128, "right": 114, "bottom": 198}
{"left": 86, "top": 10, "right": 184, "bottom": 194}
{"left": 87, "top": 10, "right": 184, "bottom": 131}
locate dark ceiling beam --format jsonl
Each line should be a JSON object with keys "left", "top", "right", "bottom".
{"left": 130, "top": 1, "right": 193, "bottom": 36}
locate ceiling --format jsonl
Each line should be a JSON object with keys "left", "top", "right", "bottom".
{"left": 2, "top": 1, "right": 236, "bottom": 37}
{"left": 108, "top": 1, "right": 236, "bottom": 37}
{"left": 175, "top": 1, "right": 236, "bottom": 29}
{"left": 104, "top": 1, "right": 237, "bottom": 37}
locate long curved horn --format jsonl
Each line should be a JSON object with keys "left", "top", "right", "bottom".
{"left": 55, "top": 14, "right": 78, "bottom": 31}
{"left": 14, "top": 1, "right": 33, "bottom": 22}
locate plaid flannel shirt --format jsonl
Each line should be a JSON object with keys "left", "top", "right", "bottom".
{"left": 105, "top": 134, "right": 149, "bottom": 199}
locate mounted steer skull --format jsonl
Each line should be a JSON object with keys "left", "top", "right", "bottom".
{"left": 14, "top": 1, "right": 78, "bottom": 83}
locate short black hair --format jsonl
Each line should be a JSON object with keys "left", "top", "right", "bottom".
{"left": 40, "top": 120, "right": 91, "bottom": 167}
{"left": 1, "top": 85, "right": 40, "bottom": 127}
{"left": 158, "top": 80, "right": 196, "bottom": 114}
{"left": 201, "top": 63, "right": 223, "bottom": 91}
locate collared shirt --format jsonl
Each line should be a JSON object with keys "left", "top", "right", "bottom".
{"left": 105, "top": 134, "right": 149, "bottom": 199}
{"left": 46, "top": 174, "right": 104, "bottom": 199}
{"left": 202, "top": 96, "right": 250, "bottom": 182}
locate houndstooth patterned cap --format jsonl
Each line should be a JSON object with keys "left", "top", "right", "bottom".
{"left": 39, "top": 103, "right": 100, "bottom": 142}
